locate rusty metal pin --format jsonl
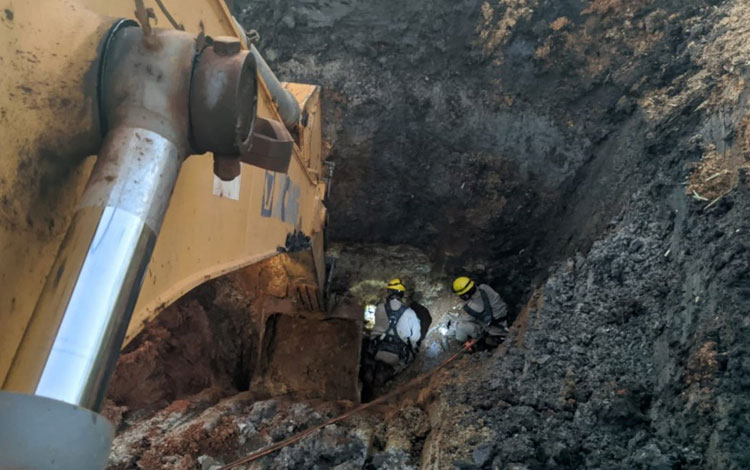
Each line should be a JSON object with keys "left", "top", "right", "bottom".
{"left": 213, "top": 155, "right": 241, "bottom": 181}
{"left": 212, "top": 36, "right": 241, "bottom": 56}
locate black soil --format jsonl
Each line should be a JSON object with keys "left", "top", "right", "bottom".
{"left": 228, "top": 0, "right": 750, "bottom": 468}
{"left": 236, "top": 0, "right": 712, "bottom": 312}
{"left": 433, "top": 179, "right": 750, "bottom": 468}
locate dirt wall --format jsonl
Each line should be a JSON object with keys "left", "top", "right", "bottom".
{"left": 106, "top": 277, "right": 256, "bottom": 413}
{"left": 235, "top": 0, "right": 717, "bottom": 309}
{"left": 105, "top": 1, "right": 750, "bottom": 468}
{"left": 227, "top": 0, "right": 750, "bottom": 468}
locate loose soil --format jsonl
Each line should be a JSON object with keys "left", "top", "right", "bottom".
{"left": 106, "top": 1, "right": 750, "bottom": 468}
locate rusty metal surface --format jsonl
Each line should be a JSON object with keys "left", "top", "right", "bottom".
{"left": 234, "top": 252, "right": 362, "bottom": 402}
{"left": 253, "top": 312, "right": 361, "bottom": 401}
{"left": 212, "top": 35, "right": 241, "bottom": 56}
{"left": 212, "top": 155, "right": 242, "bottom": 181}
{"left": 240, "top": 116, "right": 294, "bottom": 173}
{"left": 100, "top": 26, "right": 196, "bottom": 154}
{"left": 190, "top": 43, "right": 258, "bottom": 156}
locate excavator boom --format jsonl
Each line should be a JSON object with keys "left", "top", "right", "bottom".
{"left": 0, "top": 1, "right": 329, "bottom": 467}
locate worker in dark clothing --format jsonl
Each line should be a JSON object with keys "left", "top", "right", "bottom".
{"left": 452, "top": 276, "right": 509, "bottom": 348}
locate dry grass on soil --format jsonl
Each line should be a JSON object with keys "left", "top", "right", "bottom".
{"left": 581, "top": 0, "right": 653, "bottom": 16}
{"left": 687, "top": 117, "right": 750, "bottom": 205}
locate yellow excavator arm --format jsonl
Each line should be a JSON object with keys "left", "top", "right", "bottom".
{"left": 0, "top": 1, "right": 326, "bottom": 466}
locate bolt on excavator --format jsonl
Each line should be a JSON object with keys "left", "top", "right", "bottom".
{"left": 0, "top": 1, "right": 360, "bottom": 468}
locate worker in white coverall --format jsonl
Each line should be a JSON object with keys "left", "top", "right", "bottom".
{"left": 370, "top": 278, "right": 421, "bottom": 367}
{"left": 452, "top": 276, "right": 509, "bottom": 347}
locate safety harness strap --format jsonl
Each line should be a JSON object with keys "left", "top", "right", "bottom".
{"left": 384, "top": 301, "right": 407, "bottom": 339}
{"left": 379, "top": 301, "right": 412, "bottom": 361}
{"left": 463, "top": 288, "right": 493, "bottom": 325}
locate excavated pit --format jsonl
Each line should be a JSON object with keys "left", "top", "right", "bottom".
{"left": 104, "top": 253, "right": 363, "bottom": 424}
{"left": 106, "top": 1, "right": 750, "bottom": 468}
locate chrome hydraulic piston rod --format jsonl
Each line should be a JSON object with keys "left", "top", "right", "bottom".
{"left": 32, "top": 127, "right": 180, "bottom": 409}
{"left": 4, "top": 22, "right": 260, "bottom": 411}
{"left": 2, "top": 23, "right": 196, "bottom": 410}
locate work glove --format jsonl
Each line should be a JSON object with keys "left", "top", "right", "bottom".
{"left": 463, "top": 338, "right": 479, "bottom": 351}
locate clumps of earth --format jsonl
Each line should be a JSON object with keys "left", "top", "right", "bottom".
{"left": 105, "top": 0, "right": 750, "bottom": 468}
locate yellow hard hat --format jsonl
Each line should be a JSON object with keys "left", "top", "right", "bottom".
{"left": 452, "top": 276, "right": 475, "bottom": 296}
{"left": 387, "top": 278, "right": 406, "bottom": 292}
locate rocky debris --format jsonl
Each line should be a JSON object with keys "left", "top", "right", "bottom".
{"left": 234, "top": 0, "right": 749, "bottom": 467}
{"left": 411, "top": 172, "right": 750, "bottom": 469}
{"left": 107, "top": 392, "right": 369, "bottom": 470}
{"left": 107, "top": 177, "right": 750, "bottom": 468}
{"left": 106, "top": 391, "right": 442, "bottom": 470}
{"left": 106, "top": 181, "right": 750, "bottom": 469}
{"left": 107, "top": 0, "right": 750, "bottom": 468}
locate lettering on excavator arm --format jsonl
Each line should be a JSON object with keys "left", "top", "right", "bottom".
{"left": 261, "top": 170, "right": 301, "bottom": 226}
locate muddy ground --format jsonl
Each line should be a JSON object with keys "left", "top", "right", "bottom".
{"left": 105, "top": 0, "right": 750, "bottom": 468}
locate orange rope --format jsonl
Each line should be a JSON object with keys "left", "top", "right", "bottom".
{"left": 218, "top": 339, "right": 478, "bottom": 470}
